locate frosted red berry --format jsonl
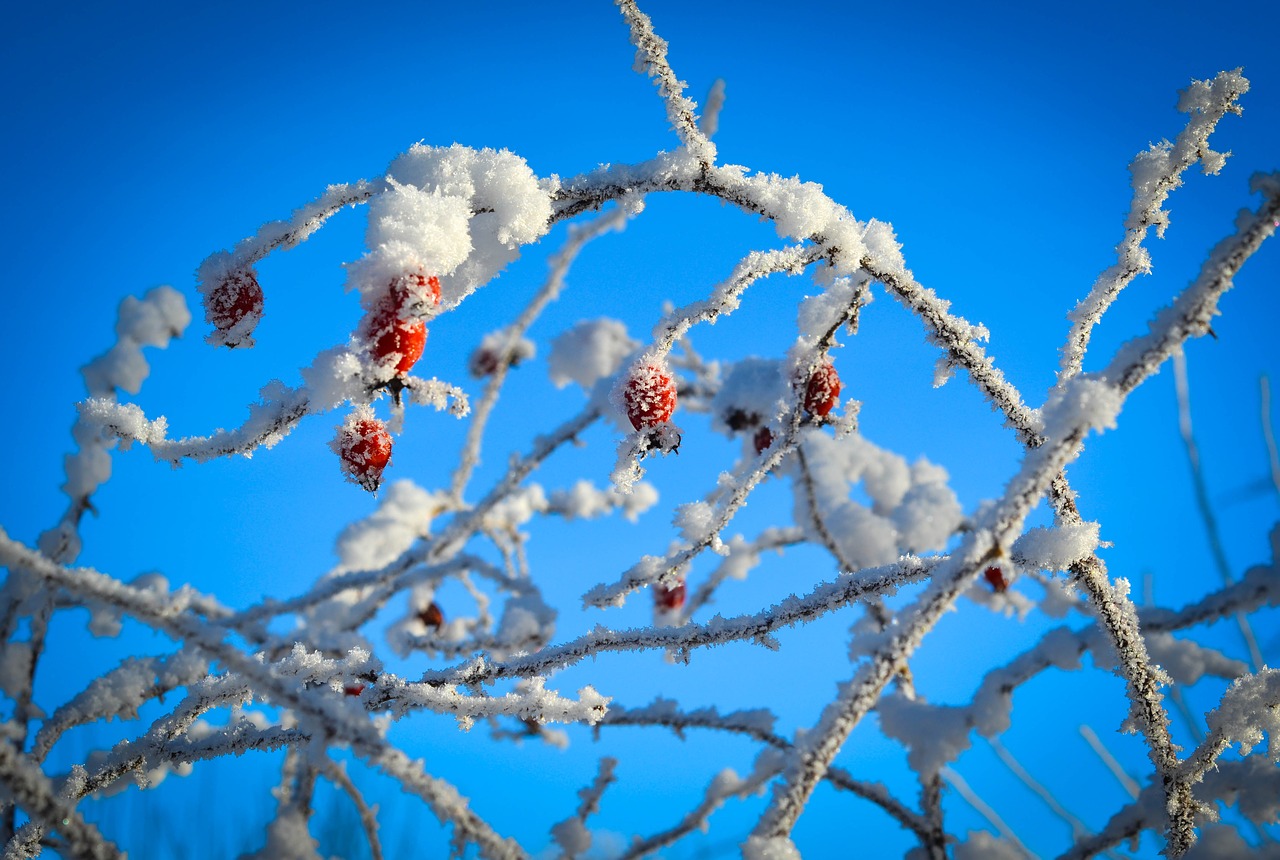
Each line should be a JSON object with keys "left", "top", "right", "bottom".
{"left": 984, "top": 566, "right": 1008, "bottom": 593}
{"left": 624, "top": 363, "right": 677, "bottom": 431}
{"left": 337, "top": 418, "right": 392, "bottom": 492}
{"left": 655, "top": 578, "right": 686, "bottom": 612}
{"left": 803, "top": 361, "right": 841, "bottom": 417}
{"left": 364, "top": 273, "right": 440, "bottom": 375}
{"left": 205, "top": 268, "right": 263, "bottom": 346}
{"left": 418, "top": 601, "right": 444, "bottom": 629}
{"left": 344, "top": 683, "right": 366, "bottom": 697}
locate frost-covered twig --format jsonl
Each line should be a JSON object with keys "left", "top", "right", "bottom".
{"left": 751, "top": 177, "right": 1278, "bottom": 847}
{"left": 0, "top": 746, "right": 119, "bottom": 860}
{"left": 599, "top": 699, "right": 929, "bottom": 839}
{"left": 31, "top": 650, "right": 210, "bottom": 763}
{"left": 678, "top": 527, "right": 805, "bottom": 622}
{"left": 550, "top": 757, "right": 617, "bottom": 859}
{"left": 0, "top": 532, "right": 524, "bottom": 859}
{"left": 615, "top": 0, "right": 716, "bottom": 167}
{"left": 427, "top": 555, "right": 938, "bottom": 685}
{"left": 451, "top": 204, "right": 634, "bottom": 501}
{"left": 1057, "top": 757, "right": 1280, "bottom": 860}
{"left": 1176, "top": 669, "right": 1280, "bottom": 788}
{"left": 1059, "top": 70, "right": 1248, "bottom": 381}
{"left": 623, "top": 750, "right": 781, "bottom": 859}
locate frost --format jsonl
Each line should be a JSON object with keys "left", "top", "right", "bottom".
{"left": 548, "top": 318, "right": 638, "bottom": 390}
{"left": 710, "top": 357, "right": 787, "bottom": 434}
{"left": 742, "top": 835, "right": 802, "bottom": 860}
{"left": 1012, "top": 522, "right": 1101, "bottom": 572}
{"left": 954, "top": 832, "right": 1027, "bottom": 860}
{"left": 334, "top": 480, "right": 447, "bottom": 572}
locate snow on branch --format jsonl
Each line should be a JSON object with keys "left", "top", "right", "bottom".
{"left": 4, "top": 6, "right": 1277, "bottom": 857}
{"left": 1060, "top": 70, "right": 1250, "bottom": 381}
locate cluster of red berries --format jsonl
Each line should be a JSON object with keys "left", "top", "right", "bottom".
{"left": 335, "top": 415, "right": 393, "bottom": 493}
{"left": 363, "top": 272, "right": 440, "bottom": 376}
{"left": 334, "top": 272, "right": 445, "bottom": 490}
{"left": 205, "top": 267, "right": 264, "bottom": 347}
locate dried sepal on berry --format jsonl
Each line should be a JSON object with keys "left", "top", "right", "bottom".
{"left": 362, "top": 271, "right": 441, "bottom": 376}
{"left": 802, "top": 360, "right": 842, "bottom": 417}
{"left": 204, "top": 267, "right": 264, "bottom": 348}
{"left": 333, "top": 408, "right": 393, "bottom": 492}
{"left": 623, "top": 361, "right": 678, "bottom": 431}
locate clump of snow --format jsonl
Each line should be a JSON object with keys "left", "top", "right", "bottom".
{"left": 300, "top": 347, "right": 368, "bottom": 411}
{"left": 548, "top": 318, "right": 637, "bottom": 390}
{"left": 795, "top": 278, "right": 857, "bottom": 343}
{"left": 796, "top": 430, "right": 962, "bottom": 567}
{"left": 334, "top": 480, "right": 447, "bottom": 572}
{"left": 1012, "top": 522, "right": 1101, "bottom": 572}
{"left": 377, "top": 143, "right": 553, "bottom": 306}
{"left": 953, "top": 831, "right": 1027, "bottom": 860}
{"left": 710, "top": 358, "right": 787, "bottom": 434}
{"left": 674, "top": 500, "right": 716, "bottom": 544}
{"left": 877, "top": 690, "right": 973, "bottom": 773}
{"left": 1042, "top": 377, "right": 1123, "bottom": 437}
{"left": 550, "top": 817, "right": 591, "bottom": 857}
{"left": 347, "top": 178, "right": 473, "bottom": 299}
{"left": 742, "top": 835, "right": 802, "bottom": 860}
{"left": 1205, "top": 668, "right": 1280, "bottom": 759}
{"left": 548, "top": 479, "right": 658, "bottom": 522}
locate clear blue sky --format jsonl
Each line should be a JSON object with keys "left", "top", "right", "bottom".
{"left": 2, "top": 2, "right": 1278, "bottom": 857}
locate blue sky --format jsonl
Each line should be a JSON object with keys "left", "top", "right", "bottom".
{"left": 2, "top": 2, "right": 1279, "bottom": 857}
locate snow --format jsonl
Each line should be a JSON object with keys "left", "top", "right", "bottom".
{"left": 547, "top": 318, "right": 638, "bottom": 390}
{"left": 1012, "top": 522, "right": 1102, "bottom": 572}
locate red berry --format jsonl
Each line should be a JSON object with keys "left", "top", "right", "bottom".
{"left": 753, "top": 426, "right": 774, "bottom": 455}
{"left": 803, "top": 361, "right": 841, "bottom": 416}
{"left": 364, "top": 273, "right": 440, "bottom": 375}
{"left": 417, "top": 601, "right": 444, "bottom": 629}
{"left": 655, "top": 578, "right": 686, "bottom": 612}
{"left": 337, "top": 417, "right": 392, "bottom": 492}
{"left": 624, "top": 363, "right": 677, "bottom": 431}
{"left": 344, "top": 683, "right": 366, "bottom": 697}
{"left": 984, "top": 566, "right": 1008, "bottom": 593}
{"left": 205, "top": 268, "right": 263, "bottom": 346}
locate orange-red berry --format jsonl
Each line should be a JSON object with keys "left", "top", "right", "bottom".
{"left": 624, "top": 363, "right": 677, "bottom": 431}
{"left": 337, "top": 418, "right": 392, "bottom": 492}
{"left": 206, "top": 268, "right": 263, "bottom": 346}
{"left": 803, "top": 361, "right": 841, "bottom": 416}
{"left": 364, "top": 273, "right": 440, "bottom": 375}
